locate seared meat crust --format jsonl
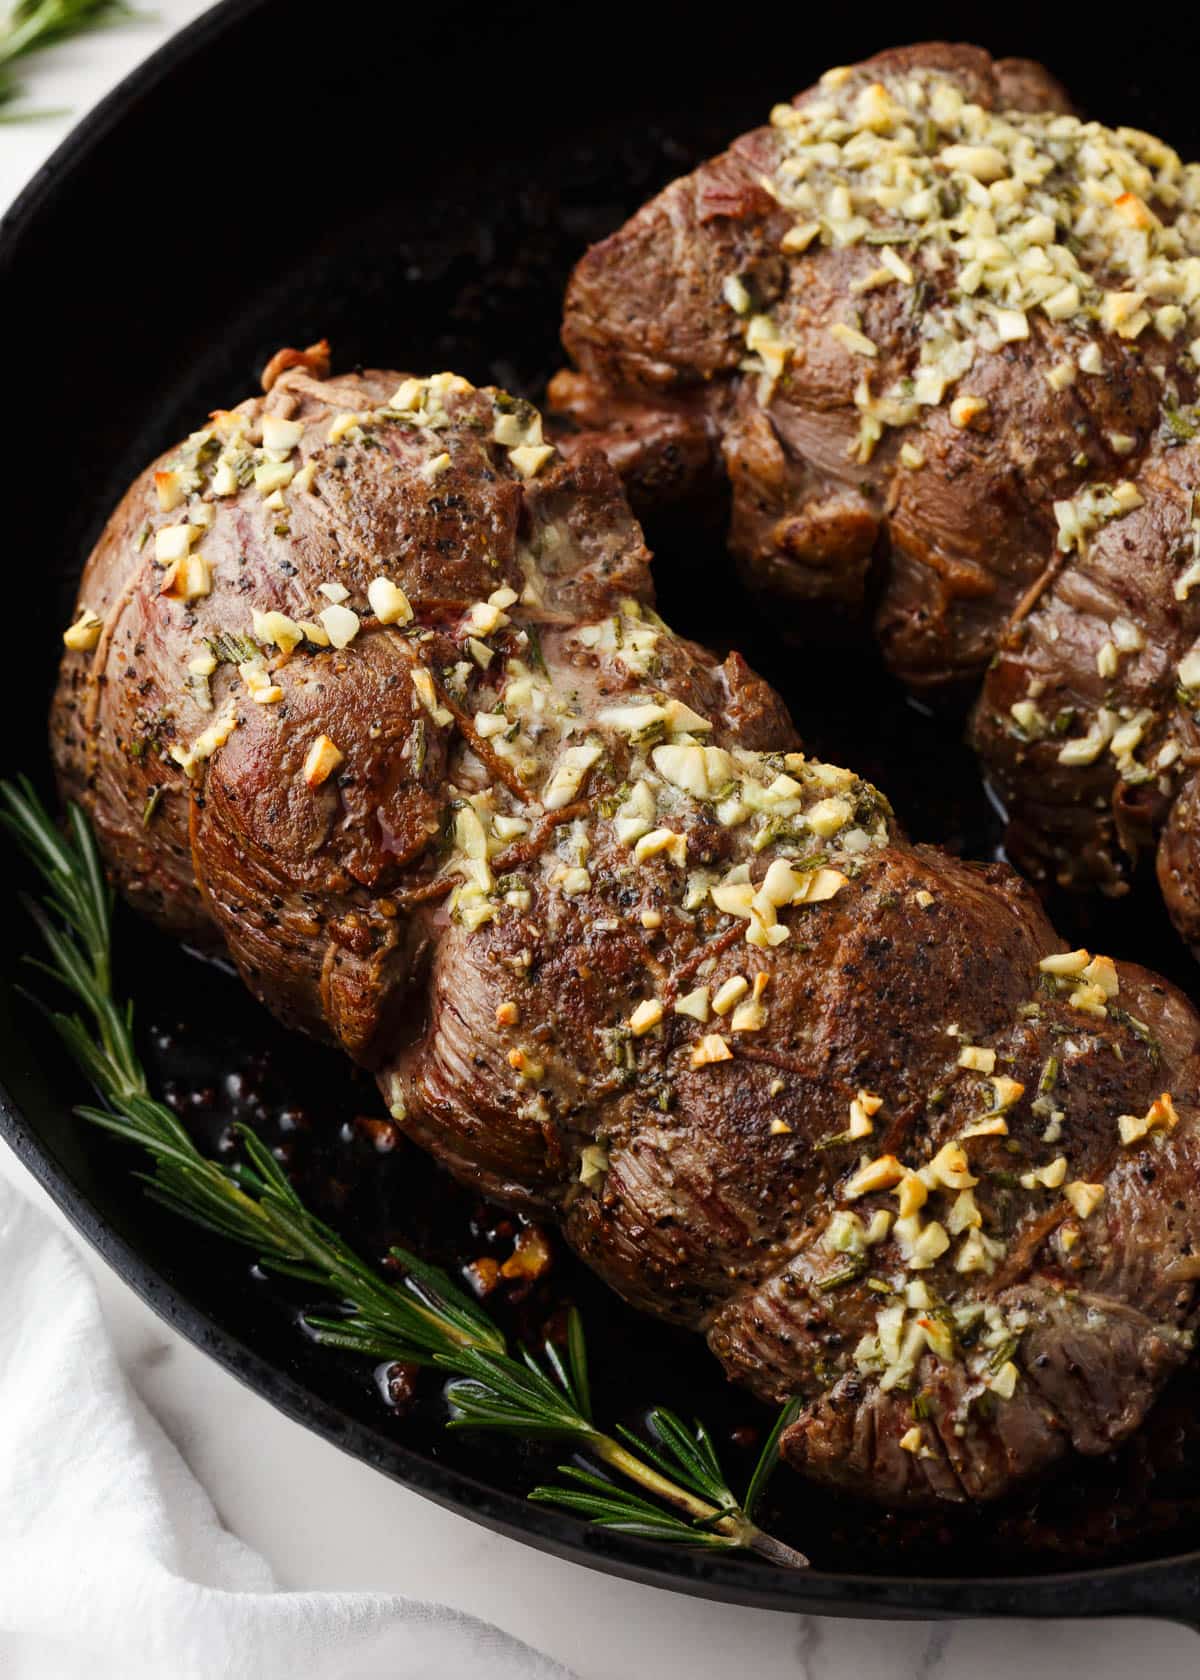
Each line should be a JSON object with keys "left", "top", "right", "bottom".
{"left": 550, "top": 42, "right": 1200, "bottom": 940}
{"left": 52, "top": 360, "right": 1200, "bottom": 1506}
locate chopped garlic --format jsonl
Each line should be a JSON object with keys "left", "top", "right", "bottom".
{"left": 1118, "top": 1091, "right": 1179, "bottom": 1145}
{"left": 212, "top": 459, "right": 240, "bottom": 497}
{"left": 303, "top": 734, "right": 344, "bottom": 787}
{"left": 62, "top": 608, "right": 102, "bottom": 651}
{"left": 261, "top": 414, "right": 304, "bottom": 453}
{"left": 170, "top": 701, "right": 239, "bottom": 778}
{"left": 948, "top": 1188, "right": 982, "bottom": 1233}
{"left": 674, "top": 987, "right": 710, "bottom": 1022}
{"left": 830, "top": 321, "right": 878, "bottom": 357}
{"left": 900, "top": 1218, "right": 950, "bottom": 1270}
{"left": 922, "top": 1142, "right": 977, "bottom": 1191}
{"left": 318, "top": 604, "right": 361, "bottom": 649}
{"left": 958, "top": 1116, "right": 1009, "bottom": 1139}
{"left": 510, "top": 443, "right": 556, "bottom": 478}
{"left": 578, "top": 1144, "right": 609, "bottom": 1189}
{"left": 940, "top": 143, "right": 1007, "bottom": 181}
{"left": 691, "top": 1034, "right": 733, "bottom": 1068}
{"left": 652, "top": 742, "right": 736, "bottom": 799}
{"left": 368, "top": 577, "right": 414, "bottom": 625}
{"left": 894, "top": 1171, "right": 927, "bottom": 1219}
{"left": 629, "top": 998, "right": 663, "bottom": 1036}
{"left": 239, "top": 660, "right": 283, "bottom": 705}
{"left": 805, "top": 797, "right": 853, "bottom": 838}
{"left": 1081, "top": 955, "right": 1118, "bottom": 998}
{"left": 949, "top": 394, "right": 988, "bottom": 429}
{"left": 730, "top": 972, "right": 770, "bottom": 1033}
{"left": 421, "top": 451, "right": 452, "bottom": 482}
{"left": 162, "top": 552, "right": 212, "bottom": 603}
{"left": 155, "top": 524, "right": 193, "bottom": 563}
{"left": 634, "top": 828, "right": 688, "bottom": 868}
{"left": 990, "top": 1075, "right": 1025, "bottom": 1110}
{"left": 252, "top": 609, "right": 304, "bottom": 655}
{"left": 879, "top": 246, "right": 914, "bottom": 285}
{"left": 327, "top": 411, "right": 366, "bottom": 444}
{"left": 844, "top": 1154, "right": 904, "bottom": 1198}
{"left": 954, "top": 1228, "right": 1006, "bottom": 1275}
{"left": 541, "top": 741, "right": 603, "bottom": 811}
{"left": 1020, "top": 1156, "right": 1068, "bottom": 1190}
{"left": 989, "top": 1361, "right": 1020, "bottom": 1400}
{"left": 254, "top": 460, "right": 295, "bottom": 496}
{"left": 412, "top": 665, "right": 453, "bottom": 727}
{"left": 1063, "top": 1181, "right": 1105, "bottom": 1219}
{"left": 848, "top": 1089, "right": 883, "bottom": 1138}
{"left": 1178, "top": 649, "right": 1200, "bottom": 689}
{"left": 1039, "top": 949, "right": 1090, "bottom": 977}
{"left": 780, "top": 221, "right": 821, "bottom": 253}
{"left": 154, "top": 470, "right": 186, "bottom": 511}
{"left": 712, "top": 976, "right": 749, "bottom": 1016}
{"left": 722, "top": 275, "right": 753, "bottom": 315}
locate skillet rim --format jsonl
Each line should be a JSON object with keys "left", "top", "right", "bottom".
{"left": 3, "top": 0, "right": 1200, "bottom": 1627}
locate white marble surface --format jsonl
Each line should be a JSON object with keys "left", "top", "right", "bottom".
{"left": 3, "top": 5, "right": 1200, "bottom": 1674}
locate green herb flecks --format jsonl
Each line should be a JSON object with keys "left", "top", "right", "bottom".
{"left": 815, "top": 1257, "right": 867, "bottom": 1292}
{"left": 204, "top": 630, "right": 260, "bottom": 666}
{"left": 1163, "top": 402, "right": 1198, "bottom": 445}
{"left": 141, "top": 785, "right": 164, "bottom": 829}
{"left": 524, "top": 621, "right": 549, "bottom": 679}
{"left": 988, "top": 1334, "right": 1020, "bottom": 1373}
{"left": 0, "top": 776, "right": 808, "bottom": 1569}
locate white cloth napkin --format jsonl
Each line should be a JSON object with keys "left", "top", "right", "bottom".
{"left": 0, "top": 1171, "right": 575, "bottom": 1680}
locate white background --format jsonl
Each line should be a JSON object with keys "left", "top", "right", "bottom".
{"left": 2, "top": 4, "right": 1198, "bottom": 1674}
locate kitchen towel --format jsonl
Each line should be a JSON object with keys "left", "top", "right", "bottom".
{"left": 0, "top": 1171, "right": 575, "bottom": 1680}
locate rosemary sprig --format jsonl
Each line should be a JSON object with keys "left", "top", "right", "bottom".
{"left": 0, "top": 0, "right": 138, "bottom": 120}
{"left": 0, "top": 776, "right": 808, "bottom": 1569}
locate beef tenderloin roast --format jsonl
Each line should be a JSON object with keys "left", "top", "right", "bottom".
{"left": 53, "top": 356, "right": 1200, "bottom": 1505}
{"left": 549, "top": 42, "right": 1200, "bottom": 949}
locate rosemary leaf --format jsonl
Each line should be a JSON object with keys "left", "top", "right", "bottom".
{"left": 742, "top": 1395, "right": 804, "bottom": 1521}
{"left": 1, "top": 774, "right": 808, "bottom": 1569}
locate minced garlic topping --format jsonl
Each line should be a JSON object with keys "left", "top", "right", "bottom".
{"left": 734, "top": 65, "right": 1200, "bottom": 438}
{"left": 63, "top": 608, "right": 103, "bottom": 652}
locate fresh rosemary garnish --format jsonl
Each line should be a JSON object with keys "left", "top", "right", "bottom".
{"left": 0, "top": 777, "right": 808, "bottom": 1568}
{"left": 0, "top": 0, "right": 136, "bottom": 119}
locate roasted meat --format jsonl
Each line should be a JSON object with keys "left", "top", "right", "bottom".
{"left": 550, "top": 42, "right": 1200, "bottom": 944}
{"left": 52, "top": 357, "right": 1200, "bottom": 1505}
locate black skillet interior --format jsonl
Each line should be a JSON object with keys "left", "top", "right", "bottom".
{"left": 6, "top": 0, "right": 1200, "bottom": 1623}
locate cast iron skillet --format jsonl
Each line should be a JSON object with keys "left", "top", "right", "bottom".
{"left": 5, "top": 0, "right": 1200, "bottom": 1626}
